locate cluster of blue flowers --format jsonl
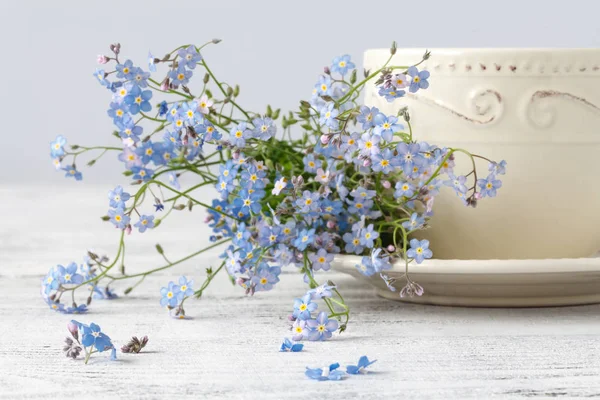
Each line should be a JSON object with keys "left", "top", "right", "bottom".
{"left": 46, "top": 42, "right": 505, "bottom": 334}
{"left": 42, "top": 253, "right": 118, "bottom": 314}
{"left": 203, "top": 52, "right": 505, "bottom": 299}
{"left": 66, "top": 320, "right": 116, "bottom": 363}
{"left": 159, "top": 276, "right": 194, "bottom": 318}
{"left": 107, "top": 185, "right": 155, "bottom": 233}
{"left": 289, "top": 284, "right": 339, "bottom": 341}
{"left": 305, "top": 356, "right": 376, "bottom": 381}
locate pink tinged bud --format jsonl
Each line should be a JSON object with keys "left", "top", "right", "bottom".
{"left": 387, "top": 245, "right": 395, "bottom": 252}
{"left": 382, "top": 180, "right": 391, "bottom": 189}
{"left": 320, "top": 135, "right": 330, "bottom": 145}
{"left": 125, "top": 225, "right": 132, "bottom": 235}
{"left": 232, "top": 150, "right": 241, "bottom": 159}
{"left": 326, "top": 220, "right": 336, "bottom": 229}
{"left": 324, "top": 66, "right": 331, "bottom": 75}
{"left": 363, "top": 159, "right": 371, "bottom": 167}
{"left": 97, "top": 55, "right": 109, "bottom": 64}
{"left": 67, "top": 321, "right": 79, "bottom": 339}
{"left": 474, "top": 192, "right": 483, "bottom": 200}
{"left": 288, "top": 314, "right": 296, "bottom": 321}
{"left": 161, "top": 78, "right": 170, "bottom": 91}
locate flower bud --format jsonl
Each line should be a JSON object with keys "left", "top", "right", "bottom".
{"left": 387, "top": 245, "right": 395, "bottom": 252}
{"left": 97, "top": 55, "right": 109, "bottom": 64}
{"left": 160, "top": 78, "right": 170, "bottom": 91}
{"left": 382, "top": 180, "right": 391, "bottom": 189}
{"left": 362, "top": 159, "right": 371, "bottom": 167}
{"left": 67, "top": 321, "right": 79, "bottom": 339}
{"left": 109, "top": 43, "right": 121, "bottom": 54}
{"left": 320, "top": 135, "right": 330, "bottom": 145}
{"left": 326, "top": 220, "right": 336, "bottom": 229}
{"left": 323, "top": 66, "right": 331, "bottom": 75}
{"left": 125, "top": 225, "right": 132, "bottom": 235}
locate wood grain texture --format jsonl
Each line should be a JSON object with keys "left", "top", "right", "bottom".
{"left": 1, "top": 185, "right": 600, "bottom": 399}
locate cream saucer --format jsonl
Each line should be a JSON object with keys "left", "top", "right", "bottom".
{"left": 333, "top": 255, "right": 600, "bottom": 307}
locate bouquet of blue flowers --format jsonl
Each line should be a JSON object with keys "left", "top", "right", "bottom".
{"left": 44, "top": 40, "right": 505, "bottom": 337}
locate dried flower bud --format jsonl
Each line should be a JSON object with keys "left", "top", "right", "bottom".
{"left": 109, "top": 43, "right": 121, "bottom": 54}
{"left": 63, "top": 337, "right": 82, "bottom": 359}
{"left": 97, "top": 55, "right": 109, "bottom": 64}
{"left": 121, "top": 335, "right": 149, "bottom": 354}
{"left": 212, "top": 38, "right": 222, "bottom": 44}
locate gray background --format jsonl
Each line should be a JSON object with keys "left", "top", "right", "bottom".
{"left": 2, "top": 0, "right": 599, "bottom": 184}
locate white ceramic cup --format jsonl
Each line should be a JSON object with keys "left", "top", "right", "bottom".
{"left": 364, "top": 48, "right": 600, "bottom": 260}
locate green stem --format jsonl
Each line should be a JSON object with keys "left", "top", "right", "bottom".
{"left": 112, "top": 238, "right": 231, "bottom": 281}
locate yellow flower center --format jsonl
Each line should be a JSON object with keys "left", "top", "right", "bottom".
{"left": 167, "top": 291, "right": 173, "bottom": 298}
{"left": 260, "top": 278, "right": 268, "bottom": 285}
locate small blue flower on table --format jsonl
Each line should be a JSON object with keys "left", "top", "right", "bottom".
{"left": 305, "top": 363, "right": 345, "bottom": 381}
{"left": 280, "top": 338, "right": 304, "bottom": 352}
{"left": 346, "top": 356, "right": 377, "bottom": 374}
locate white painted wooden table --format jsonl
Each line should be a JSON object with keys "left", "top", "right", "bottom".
{"left": 2, "top": 185, "right": 600, "bottom": 399}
